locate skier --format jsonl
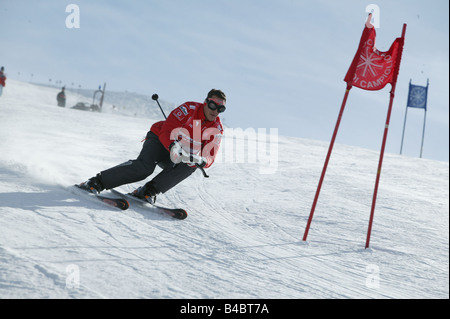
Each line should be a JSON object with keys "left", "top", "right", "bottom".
{"left": 0, "top": 66, "right": 6, "bottom": 97}
{"left": 78, "top": 89, "right": 226, "bottom": 203}
{"left": 57, "top": 87, "right": 66, "bottom": 107}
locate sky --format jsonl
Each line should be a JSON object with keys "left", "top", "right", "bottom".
{"left": 1, "top": 0, "right": 448, "bottom": 161}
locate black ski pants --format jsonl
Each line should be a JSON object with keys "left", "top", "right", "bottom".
{"left": 99, "top": 132, "right": 196, "bottom": 193}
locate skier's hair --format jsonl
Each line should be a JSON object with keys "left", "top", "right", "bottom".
{"left": 207, "top": 89, "right": 226, "bottom": 102}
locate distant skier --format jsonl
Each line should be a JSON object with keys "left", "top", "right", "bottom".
{"left": 0, "top": 66, "right": 6, "bottom": 97}
{"left": 56, "top": 87, "right": 66, "bottom": 107}
{"left": 78, "top": 89, "right": 226, "bottom": 203}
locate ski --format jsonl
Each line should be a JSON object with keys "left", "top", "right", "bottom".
{"left": 72, "top": 184, "right": 129, "bottom": 210}
{"left": 110, "top": 189, "right": 187, "bottom": 220}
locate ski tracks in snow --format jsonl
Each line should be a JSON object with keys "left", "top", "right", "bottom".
{"left": 1, "top": 80, "right": 448, "bottom": 298}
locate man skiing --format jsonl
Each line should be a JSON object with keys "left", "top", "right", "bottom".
{"left": 0, "top": 66, "right": 6, "bottom": 97}
{"left": 57, "top": 87, "right": 66, "bottom": 107}
{"left": 78, "top": 89, "right": 226, "bottom": 203}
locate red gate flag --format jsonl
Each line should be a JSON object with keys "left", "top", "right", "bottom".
{"left": 344, "top": 22, "right": 403, "bottom": 90}
{"left": 303, "top": 13, "right": 406, "bottom": 248}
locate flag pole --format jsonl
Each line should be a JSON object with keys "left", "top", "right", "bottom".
{"left": 303, "top": 84, "right": 352, "bottom": 241}
{"left": 303, "top": 13, "right": 369, "bottom": 242}
{"left": 420, "top": 108, "right": 427, "bottom": 158}
{"left": 400, "top": 106, "right": 408, "bottom": 155}
{"left": 419, "top": 79, "right": 429, "bottom": 158}
{"left": 365, "top": 23, "right": 407, "bottom": 249}
{"left": 400, "top": 79, "right": 411, "bottom": 155}
{"left": 365, "top": 89, "right": 396, "bottom": 249}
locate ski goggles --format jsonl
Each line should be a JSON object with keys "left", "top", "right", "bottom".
{"left": 206, "top": 98, "right": 226, "bottom": 113}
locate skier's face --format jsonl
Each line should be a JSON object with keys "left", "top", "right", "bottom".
{"left": 203, "top": 96, "right": 225, "bottom": 121}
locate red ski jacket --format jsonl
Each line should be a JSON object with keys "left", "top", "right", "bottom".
{"left": 150, "top": 101, "right": 223, "bottom": 169}
{"left": 0, "top": 72, "right": 6, "bottom": 87}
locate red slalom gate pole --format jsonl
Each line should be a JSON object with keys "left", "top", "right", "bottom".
{"left": 303, "top": 85, "right": 352, "bottom": 241}
{"left": 365, "top": 23, "right": 406, "bottom": 249}
{"left": 365, "top": 91, "right": 394, "bottom": 249}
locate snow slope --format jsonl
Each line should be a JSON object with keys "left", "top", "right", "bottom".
{"left": 0, "top": 80, "right": 448, "bottom": 299}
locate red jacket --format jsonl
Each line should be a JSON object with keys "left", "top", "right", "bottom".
{"left": 150, "top": 101, "right": 223, "bottom": 169}
{"left": 0, "top": 71, "right": 6, "bottom": 87}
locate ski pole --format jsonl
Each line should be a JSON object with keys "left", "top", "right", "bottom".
{"left": 152, "top": 94, "right": 167, "bottom": 119}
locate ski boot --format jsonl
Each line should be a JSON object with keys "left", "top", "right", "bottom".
{"left": 78, "top": 174, "right": 105, "bottom": 194}
{"left": 130, "top": 182, "right": 159, "bottom": 204}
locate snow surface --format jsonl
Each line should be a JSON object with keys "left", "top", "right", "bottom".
{"left": 0, "top": 80, "right": 448, "bottom": 299}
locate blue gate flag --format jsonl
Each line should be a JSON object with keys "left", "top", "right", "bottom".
{"left": 407, "top": 81, "right": 428, "bottom": 110}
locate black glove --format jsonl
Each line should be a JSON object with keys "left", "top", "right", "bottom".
{"left": 197, "top": 158, "right": 207, "bottom": 168}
